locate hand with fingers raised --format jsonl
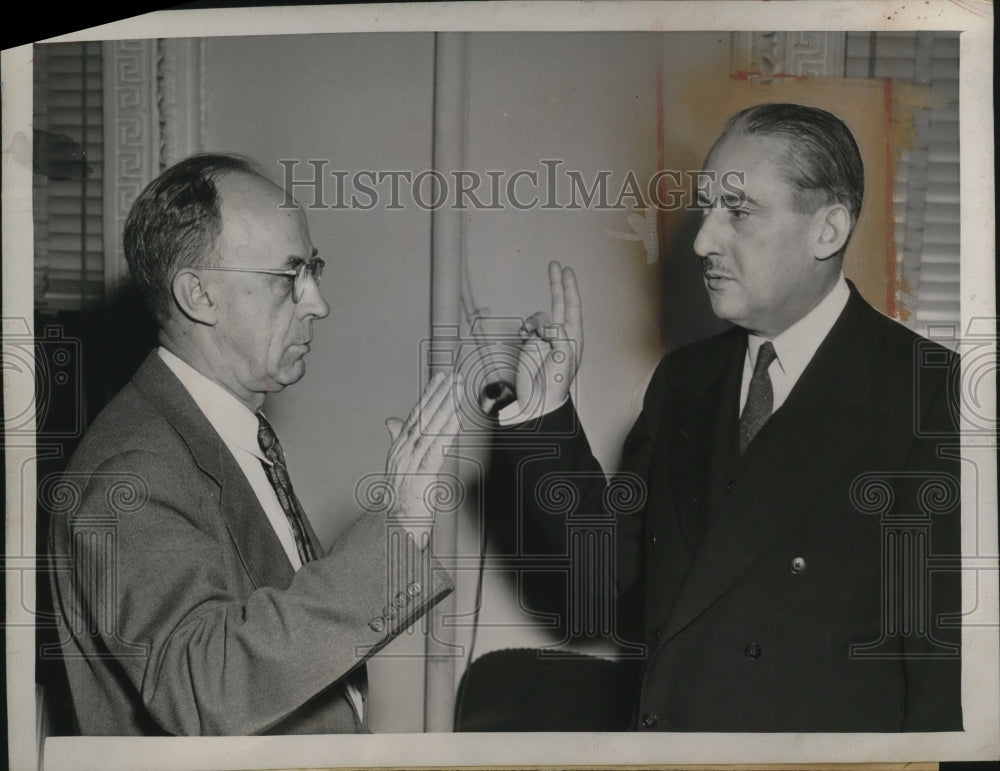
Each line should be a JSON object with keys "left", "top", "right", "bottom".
{"left": 384, "top": 371, "right": 463, "bottom": 539}
{"left": 513, "top": 261, "right": 583, "bottom": 418}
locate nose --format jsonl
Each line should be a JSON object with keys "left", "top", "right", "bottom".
{"left": 693, "top": 207, "right": 721, "bottom": 258}
{"left": 299, "top": 279, "right": 330, "bottom": 320}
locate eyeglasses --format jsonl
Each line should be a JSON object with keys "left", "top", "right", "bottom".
{"left": 198, "top": 259, "right": 325, "bottom": 303}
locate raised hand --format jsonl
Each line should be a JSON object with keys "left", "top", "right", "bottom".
{"left": 384, "top": 372, "right": 463, "bottom": 537}
{"left": 513, "top": 261, "right": 583, "bottom": 417}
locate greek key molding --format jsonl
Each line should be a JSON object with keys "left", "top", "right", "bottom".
{"left": 731, "top": 31, "right": 846, "bottom": 80}
{"left": 102, "top": 38, "right": 204, "bottom": 293}
{"left": 103, "top": 39, "right": 160, "bottom": 294}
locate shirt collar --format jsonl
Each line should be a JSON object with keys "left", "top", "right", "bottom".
{"left": 157, "top": 347, "right": 270, "bottom": 464}
{"left": 746, "top": 274, "right": 850, "bottom": 376}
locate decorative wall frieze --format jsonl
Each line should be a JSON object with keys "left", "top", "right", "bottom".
{"left": 730, "top": 31, "right": 846, "bottom": 80}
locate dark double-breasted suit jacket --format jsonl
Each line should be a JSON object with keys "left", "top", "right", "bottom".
{"left": 49, "top": 351, "right": 453, "bottom": 735}
{"left": 490, "top": 284, "right": 962, "bottom": 731}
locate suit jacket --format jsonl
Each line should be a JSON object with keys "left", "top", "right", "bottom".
{"left": 49, "top": 351, "right": 453, "bottom": 735}
{"left": 489, "top": 283, "right": 962, "bottom": 731}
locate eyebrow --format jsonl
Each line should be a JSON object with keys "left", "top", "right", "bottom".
{"left": 742, "top": 194, "right": 761, "bottom": 208}
{"left": 282, "top": 247, "right": 319, "bottom": 269}
{"left": 696, "top": 193, "right": 756, "bottom": 209}
{"left": 720, "top": 193, "right": 758, "bottom": 209}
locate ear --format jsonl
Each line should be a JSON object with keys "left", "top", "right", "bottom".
{"left": 813, "top": 203, "right": 852, "bottom": 261}
{"left": 171, "top": 268, "right": 219, "bottom": 325}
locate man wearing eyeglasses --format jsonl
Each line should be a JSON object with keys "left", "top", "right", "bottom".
{"left": 48, "top": 153, "right": 459, "bottom": 735}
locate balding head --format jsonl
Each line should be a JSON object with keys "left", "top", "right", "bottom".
{"left": 123, "top": 153, "right": 266, "bottom": 323}
{"left": 153, "top": 157, "right": 328, "bottom": 409}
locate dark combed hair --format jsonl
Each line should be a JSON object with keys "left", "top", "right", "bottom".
{"left": 123, "top": 152, "right": 263, "bottom": 322}
{"left": 723, "top": 103, "right": 865, "bottom": 233}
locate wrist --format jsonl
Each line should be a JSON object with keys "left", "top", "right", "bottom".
{"left": 498, "top": 394, "right": 569, "bottom": 426}
{"left": 388, "top": 509, "right": 434, "bottom": 543}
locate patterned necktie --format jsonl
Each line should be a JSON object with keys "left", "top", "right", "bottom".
{"left": 256, "top": 414, "right": 364, "bottom": 724}
{"left": 739, "top": 341, "right": 778, "bottom": 453}
{"left": 256, "top": 413, "right": 316, "bottom": 564}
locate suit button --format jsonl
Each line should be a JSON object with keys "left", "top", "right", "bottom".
{"left": 369, "top": 617, "right": 386, "bottom": 633}
{"left": 725, "top": 479, "right": 736, "bottom": 493}
{"left": 407, "top": 581, "right": 422, "bottom": 597}
{"left": 649, "top": 532, "right": 658, "bottom": 548}
{"left": 790, "top": 556, "right": 807, "bottom": 574}
{"left": 744, "top": 642, "right": 762, "bottom": 660}
{"left": 641, "top": 713, "right": 659, "bottom": 729}
{"left": 652, "top": 626, "right": 662, "bottom": 640}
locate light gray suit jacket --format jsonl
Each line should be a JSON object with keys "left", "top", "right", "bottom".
{"left": 49, "top": 351, "right": 452, "bottom": 735}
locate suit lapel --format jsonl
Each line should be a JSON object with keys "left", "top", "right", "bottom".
{"left": 131, "top": 351, "right": 297, "bottom": 590}
{"left": 660, "top": 289, "right": 875, "bottom": 644}
{"left": 667, "top": 331, "right": 745, "bottom": 555}
{"left": 704, "top": 343, "right": 744, "bottom": 523}
{"left": 215, "top": 447, "right": 299, "bottom": 589}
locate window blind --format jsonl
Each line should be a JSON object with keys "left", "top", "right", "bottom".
{"left": 33, "top": 42, "right": 105, "bottom": 312}
{"left": 845, "top": 31, "right": 961, "bottom": 339}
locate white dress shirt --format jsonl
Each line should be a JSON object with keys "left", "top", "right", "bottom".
{"left": 158, "top": 347, "right": 303, "bottom": 569}
{"left": 740, "top": 275, "right": 850, "bottom": 416}
{"left": 157, "top": 347, "right": 364, "bottom": 721}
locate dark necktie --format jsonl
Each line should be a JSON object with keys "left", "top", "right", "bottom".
{"left": 256, "top": 413, "right": 316, "bottom": 565}
{"left": 739, "top": 341, "right": 778, "bottom": 453}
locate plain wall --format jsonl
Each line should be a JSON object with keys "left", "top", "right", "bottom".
{"left": 201, "top": 30, "right": 735, "bottom": 730}
{"left": 453, "top": 31, "right": 733, "bottom": 676}
{"left": 203, "top": 32, "right": 437, "bottom": 732}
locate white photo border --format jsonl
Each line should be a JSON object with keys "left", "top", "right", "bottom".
{"left": 3, "top": 2, "right": 996, "bottom": 769}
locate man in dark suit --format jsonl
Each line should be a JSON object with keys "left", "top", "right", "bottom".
{"left": 48, "top": 153, "right": 461, "bottom": 735}
{"left": 488, "top": 104, "right": 962, "bottom": 731}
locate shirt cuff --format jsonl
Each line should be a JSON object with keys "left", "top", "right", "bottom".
{"left": 497, "top": 396, "right": 569, "bottom": 427}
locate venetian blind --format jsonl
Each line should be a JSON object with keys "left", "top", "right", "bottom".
{"left": 33, "top": 42, "right": 105, "bottom": 312}
{"left": 845, "top": 31, "right": 961, "bottom": 339}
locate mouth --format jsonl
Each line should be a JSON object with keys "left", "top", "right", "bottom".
{"left": 700, "top": 259, "right": 733, "bottom": 284}
{"left": 703, "top": 272, "right": 734, "bottom": 287}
